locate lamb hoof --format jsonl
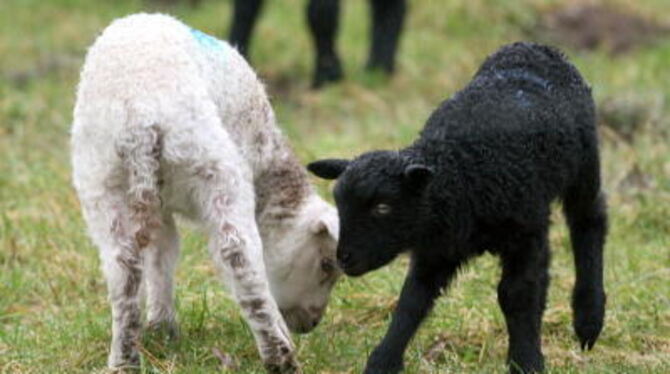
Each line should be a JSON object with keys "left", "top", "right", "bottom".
{"left": 364, "top": 368, "right": 402, "bottom": 374}
{"left": 108, "top": 357, "right": 141, "bottom": 373}
{"left": 508, "top": 360, "right": 544, "bottom": 374}
{"left": 576, "top": 320, "right": 602, "bottom": 351}
{"left": 364, "top": 356, "right": 403, "bottom": 374}
{"left": 107, "top": 366, "right": 140, "bottom": 374}
{"left": 365, "top": 59, "right": 395, "bottom": 74}
{"left": 312, "top": 56, "right": 343, "bottom": 89}
{"left": 572, "top": 288, "right": 605, "bottom": 350}
{"left": 264, "top": 359, "right": 302, "bottom": 374}
{"left": 145, "top": 319, "right": 180, "bottom": 342}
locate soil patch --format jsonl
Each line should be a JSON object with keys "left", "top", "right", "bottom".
{"left": 532, "top": 3, "right": 670, "bottom": 55}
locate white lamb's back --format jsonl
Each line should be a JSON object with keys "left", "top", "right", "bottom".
{"left": 73, "top": 13, "right": 266, "bottom": 147}
{"left": 71, "top": 13, "right": 274, "bottom": 195}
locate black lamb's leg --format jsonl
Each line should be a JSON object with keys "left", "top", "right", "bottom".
{"left": 364, "top": 254, "right": 461, "bottom": 374}
{"left": 229, "top": 0, "right": 265, "bottom": 58}
{"left": 306, "top": 0, "right": 343, "bottom": 88}
{"left": 497, "top": 230, "right": 550, "bottom": 374}
{"left": 367, "top": 0, "right": 407, "bottom": 73}
{"left": 564, "top": 188, "right": 607, "bottom": 351}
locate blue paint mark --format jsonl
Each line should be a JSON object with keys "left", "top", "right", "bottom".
{"left": 515, "top": 89, "right": 532, "bottom": 108}
{"left": 494, "top": 68, "right": 552, "bottom": 90}
{"left": 190, "top": 28, "right": 223, "bottom": 51}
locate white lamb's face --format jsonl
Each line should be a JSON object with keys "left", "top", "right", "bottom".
{"left": 268, "top": 198, "right": 341, "bottom": 334}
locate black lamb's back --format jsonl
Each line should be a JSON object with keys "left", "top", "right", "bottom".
{"left": 413, "top": 42, "right": 598, "bottom": 234}
{"left": 475, "top": 41, "right": 588, "bottom": 89}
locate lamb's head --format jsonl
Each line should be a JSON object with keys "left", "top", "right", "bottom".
{"left": 264, "top": 194, "right": 341, "bottom": 334}
{"left": 308, "top": 151, "right": 433, "bottom": 277}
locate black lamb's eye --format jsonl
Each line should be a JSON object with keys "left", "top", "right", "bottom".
{"left": 321, "top": 258, "right": 335, "bottom": 274}
{"left": 372, "top": 203, "right": 392, "bottom": 216}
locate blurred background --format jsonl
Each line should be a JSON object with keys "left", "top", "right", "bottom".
{"left": 0, "top": 0, "right": 668, "bottom": 372}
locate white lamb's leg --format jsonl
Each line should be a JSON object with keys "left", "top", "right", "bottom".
{"left": 144, "top": 212, "right": 180, "bottom": 338}
{"left": 208, "top": 190, "right": 299, "bottom": 373}
{"left": 82, "top": 192, "right": 153, "bottom": 369}
{"left": 188, "top": 162, "right": 300, "bottom": 374}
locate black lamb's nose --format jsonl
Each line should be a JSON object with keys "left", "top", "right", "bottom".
{"left": 338, "top": 252, "right": 352, "bottom": 268}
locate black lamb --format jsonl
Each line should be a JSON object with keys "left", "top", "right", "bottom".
{"left": 308, "top": 42, "right": 607, "bottom": 373}
{"left": 229, "top": 0, "right": 406, "bottom": 88}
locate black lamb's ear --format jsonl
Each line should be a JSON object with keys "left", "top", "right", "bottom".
{"left": 307, "top": 159, "right": 350, "bottom": 180}
{"left": 403, "top": 164, "right": 434, "bottom": 188}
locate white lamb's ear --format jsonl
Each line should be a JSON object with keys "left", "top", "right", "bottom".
{"left": 310, "top": 215, "right": 338, "bottom": 240}
{"left": 311, "top": 220, "right": 327, "bottom": 234}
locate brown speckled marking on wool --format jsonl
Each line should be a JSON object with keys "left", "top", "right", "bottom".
{"left": 219, "top": 221, "right": 242, "bottom": 246}
{"left": 117, "top": 303, "right": 142, "bottom": 365}
{"left": 215, "top": 221, "right": 266, "bottom": 295}
{"left": 271, "top": 163, "right": 309, "bottom": 210}
{"left": 245, "top": 99, "right": 312, "bottom": 222}
{"left": 255, "top": 160, "right": 310, "bottom": 219}
{"left": 226, "top": 251, "right": 248, "bottom": 269}
{"left": 240, "top": 297, "right": 271, "bottom": 324}
{"left": 109, "top": 200, "right": 146, "bottom": 366}
{"left": 131, "top": 201, "right": 161, "bottom": 249}
{"left": 259, "top": 328, "right": 293, "bottom": 362}
{"left": 263, "top": 346, "right": 299, "bottom": 374}
{"left": 240, "top": 297, "right": 265, "bottom": 311}
{"left": 115, "top": 254, "right": 142, "bottom": 299}
{"left": 112, "top": 246, "right": 143, "bottom": 367}
{"left": 251, "top": 309, "right": 272, "bottom": 324}
{"left": 218, "top": 222, "right": 250, "bottom": 273}
{"left": 254, "top": 131, "right": 268, "bottom": 147}
{"left": 135, "top": 228, "right": 151, "bottom": 248}
{"left": 116, "top": 124, "right": 164, "bottom": 252}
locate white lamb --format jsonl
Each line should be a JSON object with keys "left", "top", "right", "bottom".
{"left": 71, "top": 13, "right": 340, "bottom": 373}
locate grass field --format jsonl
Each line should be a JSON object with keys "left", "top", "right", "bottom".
{"left": 1, "top": 0, "right": 669, "bottom": 373}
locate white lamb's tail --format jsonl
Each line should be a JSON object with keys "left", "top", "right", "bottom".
{"left": 115, "top": 123, "right": 163, "bottom": 249}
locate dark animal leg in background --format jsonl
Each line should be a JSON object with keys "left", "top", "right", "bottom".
{"left": 564, "top": 187, "right": 607, "bottom": 350}
{"left": 229, "top": 0, "right": 265, "bottom": 57}
{"left": 367, "top": 0, "right": 406, "bottom": 73}
{"left": 364, "top": 255, "right": 461, "bottom": 374}
{"left": 306, "top": 0, "right": 343, "bottom": 88}
{"left": 497, "top": 231, "right": 549, "bottom": 374}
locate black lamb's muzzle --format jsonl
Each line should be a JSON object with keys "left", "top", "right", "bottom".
{"left": 337, "top": 245, "right": 398, "bottom": 277}
{"left": 336, "top": 249, "right": 359, "bottom": 276}
{"left": 336, "top": 245, "right": 368, "bottom": 277}
{"left": 341, "top": 261, "right": 371, "bottom": 277}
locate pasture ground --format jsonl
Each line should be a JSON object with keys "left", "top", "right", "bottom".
{"left": 1, "top": 0, "right": 668, "bottom": 372}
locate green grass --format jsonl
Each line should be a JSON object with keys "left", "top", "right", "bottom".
{"left": 1, "top": 0, "right": 669, "bottom": 373}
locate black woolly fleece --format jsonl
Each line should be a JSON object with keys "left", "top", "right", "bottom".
{"left": 405, "top": 42, "right": 599, "bottom": 254}
{"left": 308, "top": 42, "right": 607, "bottom": 374}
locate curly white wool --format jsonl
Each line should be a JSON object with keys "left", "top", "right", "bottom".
{"left": 71, "top": 13, "right": 339, "bottom": 373}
